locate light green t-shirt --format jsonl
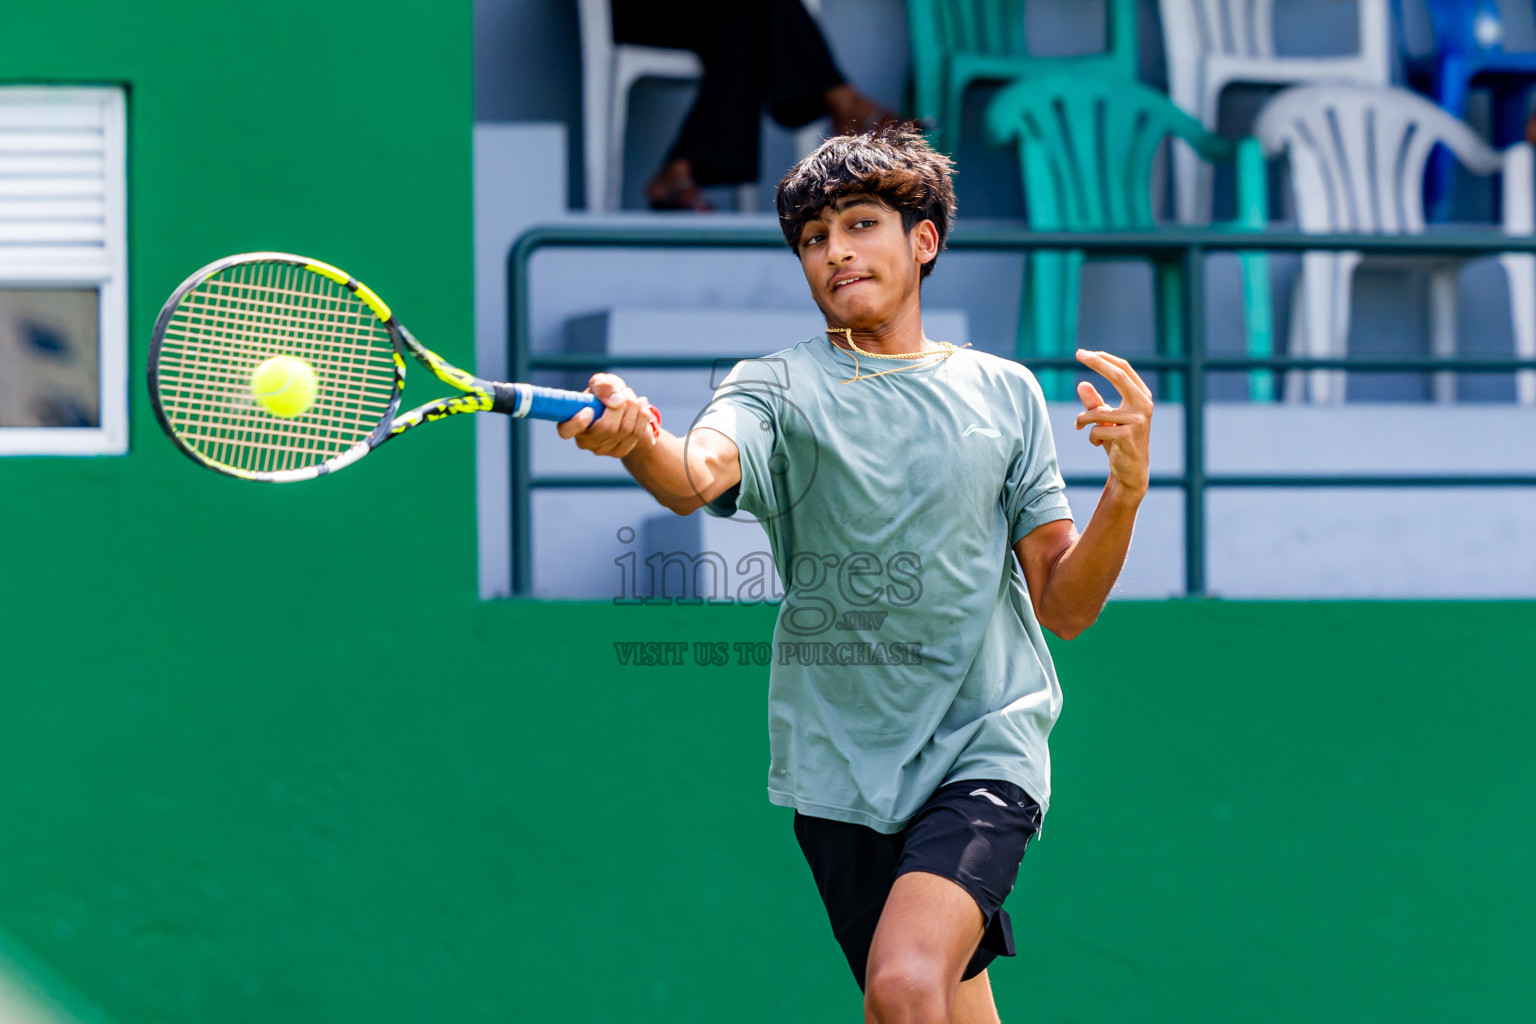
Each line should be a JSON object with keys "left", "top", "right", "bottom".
{"left": 694, "top": 333, "right": 1074, "bottom": 833}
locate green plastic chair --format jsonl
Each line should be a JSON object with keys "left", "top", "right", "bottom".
{"left": 985, "top": 73, "right": 1275, "bottom": 403}
{"left": 907, "top": 0, "right": 1139, "bottom": 154}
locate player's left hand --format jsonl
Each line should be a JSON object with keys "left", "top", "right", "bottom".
{"left": 1073, "top": 349, "right": 1152, "bottom": 499}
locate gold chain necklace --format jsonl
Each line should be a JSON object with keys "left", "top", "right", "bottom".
{"left": 827, "top": 327, "right": 969, "bottom": 383}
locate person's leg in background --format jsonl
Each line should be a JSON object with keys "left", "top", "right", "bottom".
{"left": 610, "top": 0, "right": 894, "bottom": 210}
{"left": 762, "top": 0, "right": 895, "bottom": 141}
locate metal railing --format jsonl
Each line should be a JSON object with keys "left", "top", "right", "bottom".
{"left": 507, "top": 222, "right": 1536, "bottom": 596}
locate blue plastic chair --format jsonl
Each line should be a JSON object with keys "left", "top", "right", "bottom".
{"left": 1398, "top": 0, "right": 1536, "bottom": 219}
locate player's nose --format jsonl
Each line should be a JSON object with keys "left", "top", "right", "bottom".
{"left": 825, "top": 245, "right": 856, "bottom": 267}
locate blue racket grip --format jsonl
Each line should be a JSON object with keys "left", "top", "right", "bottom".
{"left": 498, "top": 384, "right": 661, "bottom": 438}
{"left": 524, "top": 385, "right": 606, "bottom": 423}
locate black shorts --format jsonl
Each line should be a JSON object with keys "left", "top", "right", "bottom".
{"left": 793, "top": 779, "right": 1043, "bottom": 990}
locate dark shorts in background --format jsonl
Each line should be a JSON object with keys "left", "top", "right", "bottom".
{"left": 792, "top": 779, "right": 1043, "bottom": 990}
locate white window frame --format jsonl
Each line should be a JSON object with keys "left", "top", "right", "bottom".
{"left": 0, "top": 86, "right": 127, "bottom": 455}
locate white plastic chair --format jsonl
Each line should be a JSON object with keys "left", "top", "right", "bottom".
{"left": 1160, "top": 0, "right": 1392, "bottom": 224}
{"left": 1254, "top": 83, "right": 1536, "bottom": 405}
{"left": 578, "top": 0, "right": 823, "bottom": 212}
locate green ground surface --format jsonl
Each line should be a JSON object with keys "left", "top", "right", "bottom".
{"left": 0, "top": 600, "right": 1530, "bottom": 1023}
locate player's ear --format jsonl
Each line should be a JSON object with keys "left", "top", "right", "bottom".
{"left": 911, "top": 218, "right": 939, "bottom": 267}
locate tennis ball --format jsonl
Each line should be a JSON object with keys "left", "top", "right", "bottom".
{"left": 251, "top": 355, "right": 318, "bottom": 418}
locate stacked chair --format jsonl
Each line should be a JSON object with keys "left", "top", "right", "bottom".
{"left": 1254, "top": 83, "right": 1536, "bottom": 405}
{"left": 907, "top": 0, "right": 1140, "bottom": 154}
{"left": 1158, "top": 0, "right": 1393, "bottom": 222}
{"left": 985, "top": 74, "right": 1275, "bottom": 403}
{"left": 919, "top": 0, "right": 1536, "bottom": 405}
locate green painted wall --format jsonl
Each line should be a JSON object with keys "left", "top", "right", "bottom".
{"left": 0, "top": 0, "right": 472, "bottom": 1018}
{"left": 2, "top": 592, "right": 1533, "bottom": 1022}
{"left": 0, "top": 5, "right": 1531, "bottom": 1023}
{"left": 0, "top": 0, "right": 479, "bottom": 636}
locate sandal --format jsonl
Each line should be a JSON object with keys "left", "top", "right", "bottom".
{"left": 646, "top": 164, "right": 715, "bottom": 212}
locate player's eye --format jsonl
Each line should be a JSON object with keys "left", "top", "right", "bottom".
{"left": 802, "top": 233, "right": 826, "bottom": 248}
{"left": 853, "top": 219, "right": 876, "bottom": 229}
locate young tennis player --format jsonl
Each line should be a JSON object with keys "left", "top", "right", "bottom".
{"left": 559, "top": 126, "right": 1151, "bottom": 1024}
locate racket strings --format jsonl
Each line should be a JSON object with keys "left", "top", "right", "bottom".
{"left": 167, "top": 290, "right": 392, "bottom": 425}
{"left": 160, "top": 287, "right": 386, "bottom": 470}
{"left": 827, "top": 327, "right": 968, "bottom": 383}
{"left": 156, "top": 261, "right": 399, "bottom": 475}
{"left": 165, "top": 298, "right": 388, "bottom": 414}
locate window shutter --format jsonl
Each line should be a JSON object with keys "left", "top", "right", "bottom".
{"left": 0, "top": 87, "right": 126, "bottom": 454}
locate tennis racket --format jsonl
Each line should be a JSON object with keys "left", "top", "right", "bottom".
{"left": 148, "top": 252, "right": 652, "bottom": 482}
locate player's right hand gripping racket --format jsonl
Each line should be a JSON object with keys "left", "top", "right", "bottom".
{"left": 148, "top": 252, "right": 655, "bottom": 482}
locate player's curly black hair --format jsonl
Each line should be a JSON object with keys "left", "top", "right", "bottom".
{"left": 775, "top": 124, "right": 957, "bottom": 280}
